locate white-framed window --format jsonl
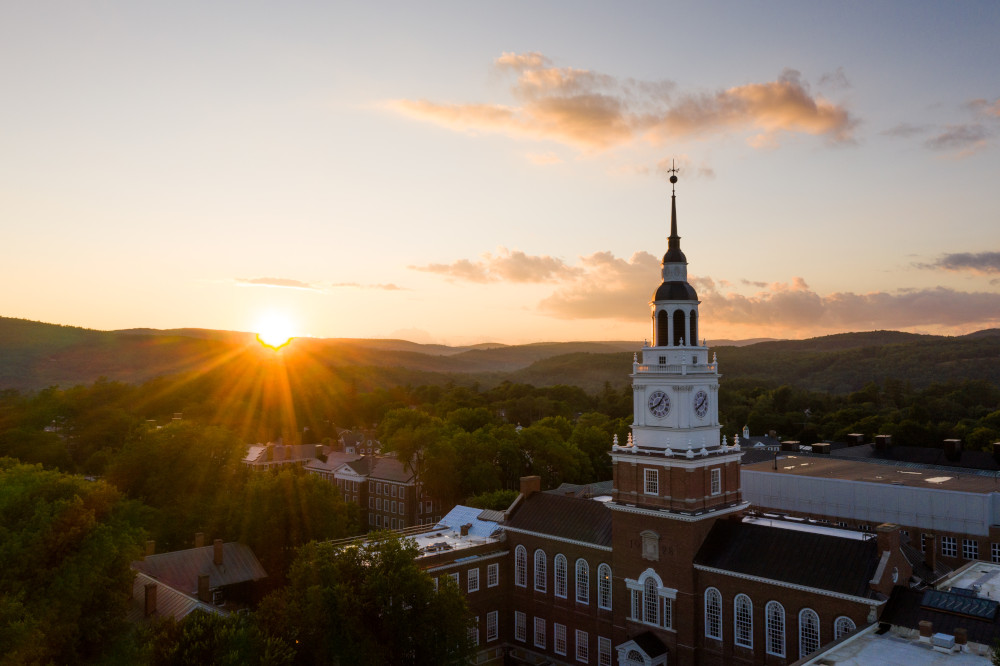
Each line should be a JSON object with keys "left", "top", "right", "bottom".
{"left": 390, "top": 517, "right": 397, "bottom": 529}
{"left": 468, "top": 567, "right": 479, "bottom": 593}
{"left": 643, "top": 578, "right": 658, "bottom": 625}
{"left": 368, "top": 480, "right": 374, "bottom": 492}
{"left": 399, "top": 501, "right": 405, "bottom": 514}
{"left": 942, "top": 536, "right": 958, "bottom": 558}
{"left": 514, "top": 611, "right": 526, "bottom": 642}
{"left": 376, "top": 482, "right": 382, "bottom": 495}
{"left": 368, "top": 513, "right": 374, "bottom": 525}
{"left": 376, "top": 498, "right": 382, "bottom": 510}
{"left": 597, "top": 563, "right": 612, "bottom": 610}
{"left": 534, "top": 549, "right": 547, "bottom": 592}
{"left": 834, "top": 616, "right": 856, "bottom": 640}
{"left": 799, "top": 608, "right": 820, "bottom": 659}
{"left": 488, "top": 562, "right": 499, "bottom": 587}
{"left": 534, "top": 616, "right": 546, "bottom": 649}
{"left": 515, "top": 545, "right": 527, "bottom": 587}
{"left": 448, "top": 572, "right": 459, "bottom": 587}
{"left": 433, "top": 577, "right": 438, "bottom": 592}
{"left": 368, "top": 497, "right": 373, "bottom": 509}
{"left": 704, "top": 587, "right": 722, "bottom": 640}
{"left": 391, "top": 500, "right": 397, "bottom": 514}
{"left": 644, "top": 468, "right": 658, "bottom": 494}
{"left": 992, "top": 543, "right": 1000, "bottom": 563}
{"left": 963, "top": 539, "right": 979, "bottom": 560}
{"left": 399, "top": 519, "right": 404, "bottom": 528}
{"left": 921, "top": 533, "right": 928, "bottom": 552}
{"left": 576, "top": 558, "right": 589, "bottom": 604}
{"left": 598, "top": 636, "right": 612, "bottom": 666}
{"left": 711, "top": 467, "right": 721, "bottom": 495}
{"left": 554, "top": 554, "right": 568, "bottom": 598}
{"left": 554, "top": 623, "right": 567, "bottom": 655}
{"left": 375, "top": 515, "right": 380, "bottom": 527}
{"left": 391, "top": 485, "right": 397, "bottom": 498}
{"left": 734, "top": 594, "right": 753, "bottom": 648}
{"left": 575, "top": 630, "right": 589, "bottom": 663}
{"left": 469, "top": 616, "right": 479, "bottom": 646}
{"left": 765, "top": 601, "right": 785, "bottom": 657}
{"left": 486, "top": 611, "right": 498, "bottom": 642}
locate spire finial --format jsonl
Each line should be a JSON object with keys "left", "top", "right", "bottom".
{"left": 667, "top": 159, "right": 679, "bottom": 195}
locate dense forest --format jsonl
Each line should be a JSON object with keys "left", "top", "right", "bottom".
{"left": 2, "top": 321, "right": 1000, "bottom": 661}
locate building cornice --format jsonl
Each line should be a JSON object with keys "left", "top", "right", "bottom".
{"left": 611, "top": 449, "right": 742, "bottom": 468}
{"left": 502, "top": 526, "right": 613, "bottom": 552}
{"left": 424, "top": 548, "right": 509, "bottom": 574}
{"left": 608, "top": 501, "right": 750, "bottom": 522}
{"left": 693, "top": 564, "right": 886, "bottom": 606}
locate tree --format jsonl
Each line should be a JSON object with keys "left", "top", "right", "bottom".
{"left": 265, "top": 533, "right": 474, "bottom": 665}
{"left": 0, "top": 458, "right": 143, "bottom": 663}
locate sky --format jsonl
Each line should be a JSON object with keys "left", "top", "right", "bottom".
{"left": 2, "top": 1, "right": 999, "bottom": 346}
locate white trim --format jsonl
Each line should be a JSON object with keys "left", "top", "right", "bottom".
{"left": 503, "top": 526, "right": 613, "bottom": 551}
{"left": 694, "top": 564, "right": 887, "bottom": 605}
{"left": 609, "top": 500, "right": 750, "bottom": 522}
{"left": 425, "top": 550, "right": 508, "bottom": 574}
{"left": 611, "top": 449, "right": 741, "bottom": 469}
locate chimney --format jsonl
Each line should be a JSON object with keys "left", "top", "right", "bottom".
{"left": 943, "top": 439, "right": 962, "bottom": 462}
{"left": 874, "top": 434, "right": 892, "bottom": 451}
{"left": 918, "top": 620, "right": 933, "bottom": 642}
{"left": 925, "top": 534, "right": 937, "bottom": 572}
{"left": 876, "top": 523, "right": 901, "bottom": 554}
{"left": 145, "top": 540, "right": 155, "bottom": 557}
{"left": 847, "top": 433, "right": 865, "bottom": 446}
{"left": 213, "top": 539, "right": 224, "bottom": 566}
{"left": 520, "top": 475, "right": 541, "bottom": 498}
{"left": 144, "top": 582, "right": 157, "bottom": 617}
{"left": 198, "top": 574, "right": 210, "bottom": 602}
{"left": 195, "top": 532, "right": 205, "bottom": 548}
{"left": 954, "top": 627, "right": 968, "bottom": 649}
{"left": 460, "top": 523, "right": 472, "bottom": 537}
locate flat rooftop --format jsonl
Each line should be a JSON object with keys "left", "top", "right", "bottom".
{"left": 810, "top": 627, "right": 991, "bottom": 665}
{"left": 743, "top": 455, "right": 1000, "bottom": 495}
{"left": 943, "top": 562, "right": 1000, "bottom": 601}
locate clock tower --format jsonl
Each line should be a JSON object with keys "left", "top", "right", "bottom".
{"left": 608, "top": 167, "right": 748, "bottom": 666}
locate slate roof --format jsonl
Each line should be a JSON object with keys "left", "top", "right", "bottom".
{"left": 127, "top": 571, "right": 222, "bottom": 624}
{"left": 694, "top": 519, "right": 879, "bottom": 598}
{"left": 132, "top": 543, "right": 267, "bottom": 597}
{"left": 881, "top": 585, "right": 1000, "bottom": 646}
{"left": 303, "top": 451, "right": 362, "bottom": 474}
{"left": 546, "top": 480, "right": 614, "bottom": 498}
{"left": 506, "top": 492, "right": 612, "bottom": 547}
{"left": 369, "top": 456, "right": 415, "bottom": 483}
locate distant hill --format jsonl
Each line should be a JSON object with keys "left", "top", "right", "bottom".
{"left": 1, "top": 317, "right": 998, "bottom": 394}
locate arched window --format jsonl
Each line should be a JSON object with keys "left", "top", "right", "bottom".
{"left": 534, "top": 549, "right": 547, "bottom": 592}
{"left": 575, "top": 558, "right": 589, "bottom": 604}
{"left": 734, "top": 594, "right": 753, "bottom": 648}
{"left": 799, "top": 608, "right": 820, "bottom": 658}
{"left": 625, "top": 649, "right": 644, "bottom": 666}
{"left": 656, "top": 310, "right": 669, "bottom": 347}
{"left": 673, "top": 310, "right": 686, "bottom": 346}
{"left": 689, "top": 309, "right": 698, "bottom": 347}
{"left": 834, "top": 616, "right": 856, "bottom": 640}
{"left": 643, "top": 577, "right": 658, "bottom": 625}
{"left": 514, "top": 545, "right": 526, "bottom": 587}
{"left": 597, "top": 563, "right": 612, "bottom": 610}
{"left": 554, "top": 554, "right": 568, "bottom": 598}
{"left": 704, "top": 587, "right": 722, "bottom": 640}
{"left": 765, "top": 601, "right": 785, "bottom": 657}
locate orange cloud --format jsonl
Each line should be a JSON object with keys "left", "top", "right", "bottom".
{"left": 410, "top": 248, "right": 581, "bottom": 283}
{"left": 389, "top": 55, "right": 855, "bottom": 150}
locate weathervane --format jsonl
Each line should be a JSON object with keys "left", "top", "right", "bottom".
{"left": 666, "top": 159, "right": 679, "bottom": 194}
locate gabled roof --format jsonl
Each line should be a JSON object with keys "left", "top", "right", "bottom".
{"left": 132, "top": 543, "right": 267, "bottom": 596}
{"left": 506, "top": 492, "right": 612, "bottom": 548}
{"left": 369, "top": 456, "right": 415, "bottom": 483}
{"left": 127, "top": 571, "right": 222, "bottom": 624}
{"left": 304, "top": 451, "right": 362, "bottom": 474}
{"left": 435, "top": 505, "right": 502, "bottom": 538}
{"left": 694, "top": 519, "right": 879, "bottom": 598}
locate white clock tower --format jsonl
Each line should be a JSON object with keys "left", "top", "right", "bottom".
{"left": 610, "top": 168, "right": 746, "bottom": 517}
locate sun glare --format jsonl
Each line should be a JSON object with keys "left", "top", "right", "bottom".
{"left": 255, "top": 312, "right": 296, "bottom": 350}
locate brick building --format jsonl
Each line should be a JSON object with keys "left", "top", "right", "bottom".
{"left": 422, "top": 177, "right": 984, "bottom": 665}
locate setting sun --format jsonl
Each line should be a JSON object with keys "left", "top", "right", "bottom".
{"left": 255, "top": 312, "right": 296, "bottom": 350}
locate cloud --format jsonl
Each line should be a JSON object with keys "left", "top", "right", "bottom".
{"left": 389, "top": 55, "right": 856, "bottom": 150}
{"left": 968, "top": 97, "right": 1000, "bottom": 119}
{"left": 818, "top": 67, "right": 851, "bottom": 91}
{"left": 534, "top": 251, "right": 1000, "bottom": 334}
{"left": 236, "top": 277, "right": 320, "bottom": 291}
{"left": 919, "top": 251, "right": 1000, "bottom": 275}
{"left": 924, "top": 124, "right": 992, "bottom": 154}
{"left": 410, "top": 248, "right": 581, "bottom": 283}
{"left": 881, "top": 122, "right": 930, "bottom": 138}
{"left": 526, "top": 152, "right": 563, "bottom": 165}
{"left": 332, "top": 282, "right": 407, "bottom": 291}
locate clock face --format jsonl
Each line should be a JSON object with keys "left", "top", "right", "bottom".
{"left": 648, "top": 390, "right": 670, "bottom": 418}
{"left": 693, "top": 389, "right": 709, "bottom": 418}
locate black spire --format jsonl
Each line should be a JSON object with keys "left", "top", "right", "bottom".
{"left": 663, "top": 162, "right": 686, "bottom": 264}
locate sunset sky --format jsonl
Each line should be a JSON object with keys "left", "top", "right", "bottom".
{"left": 2, "top": 2, "right": 999, "bottom": 345}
